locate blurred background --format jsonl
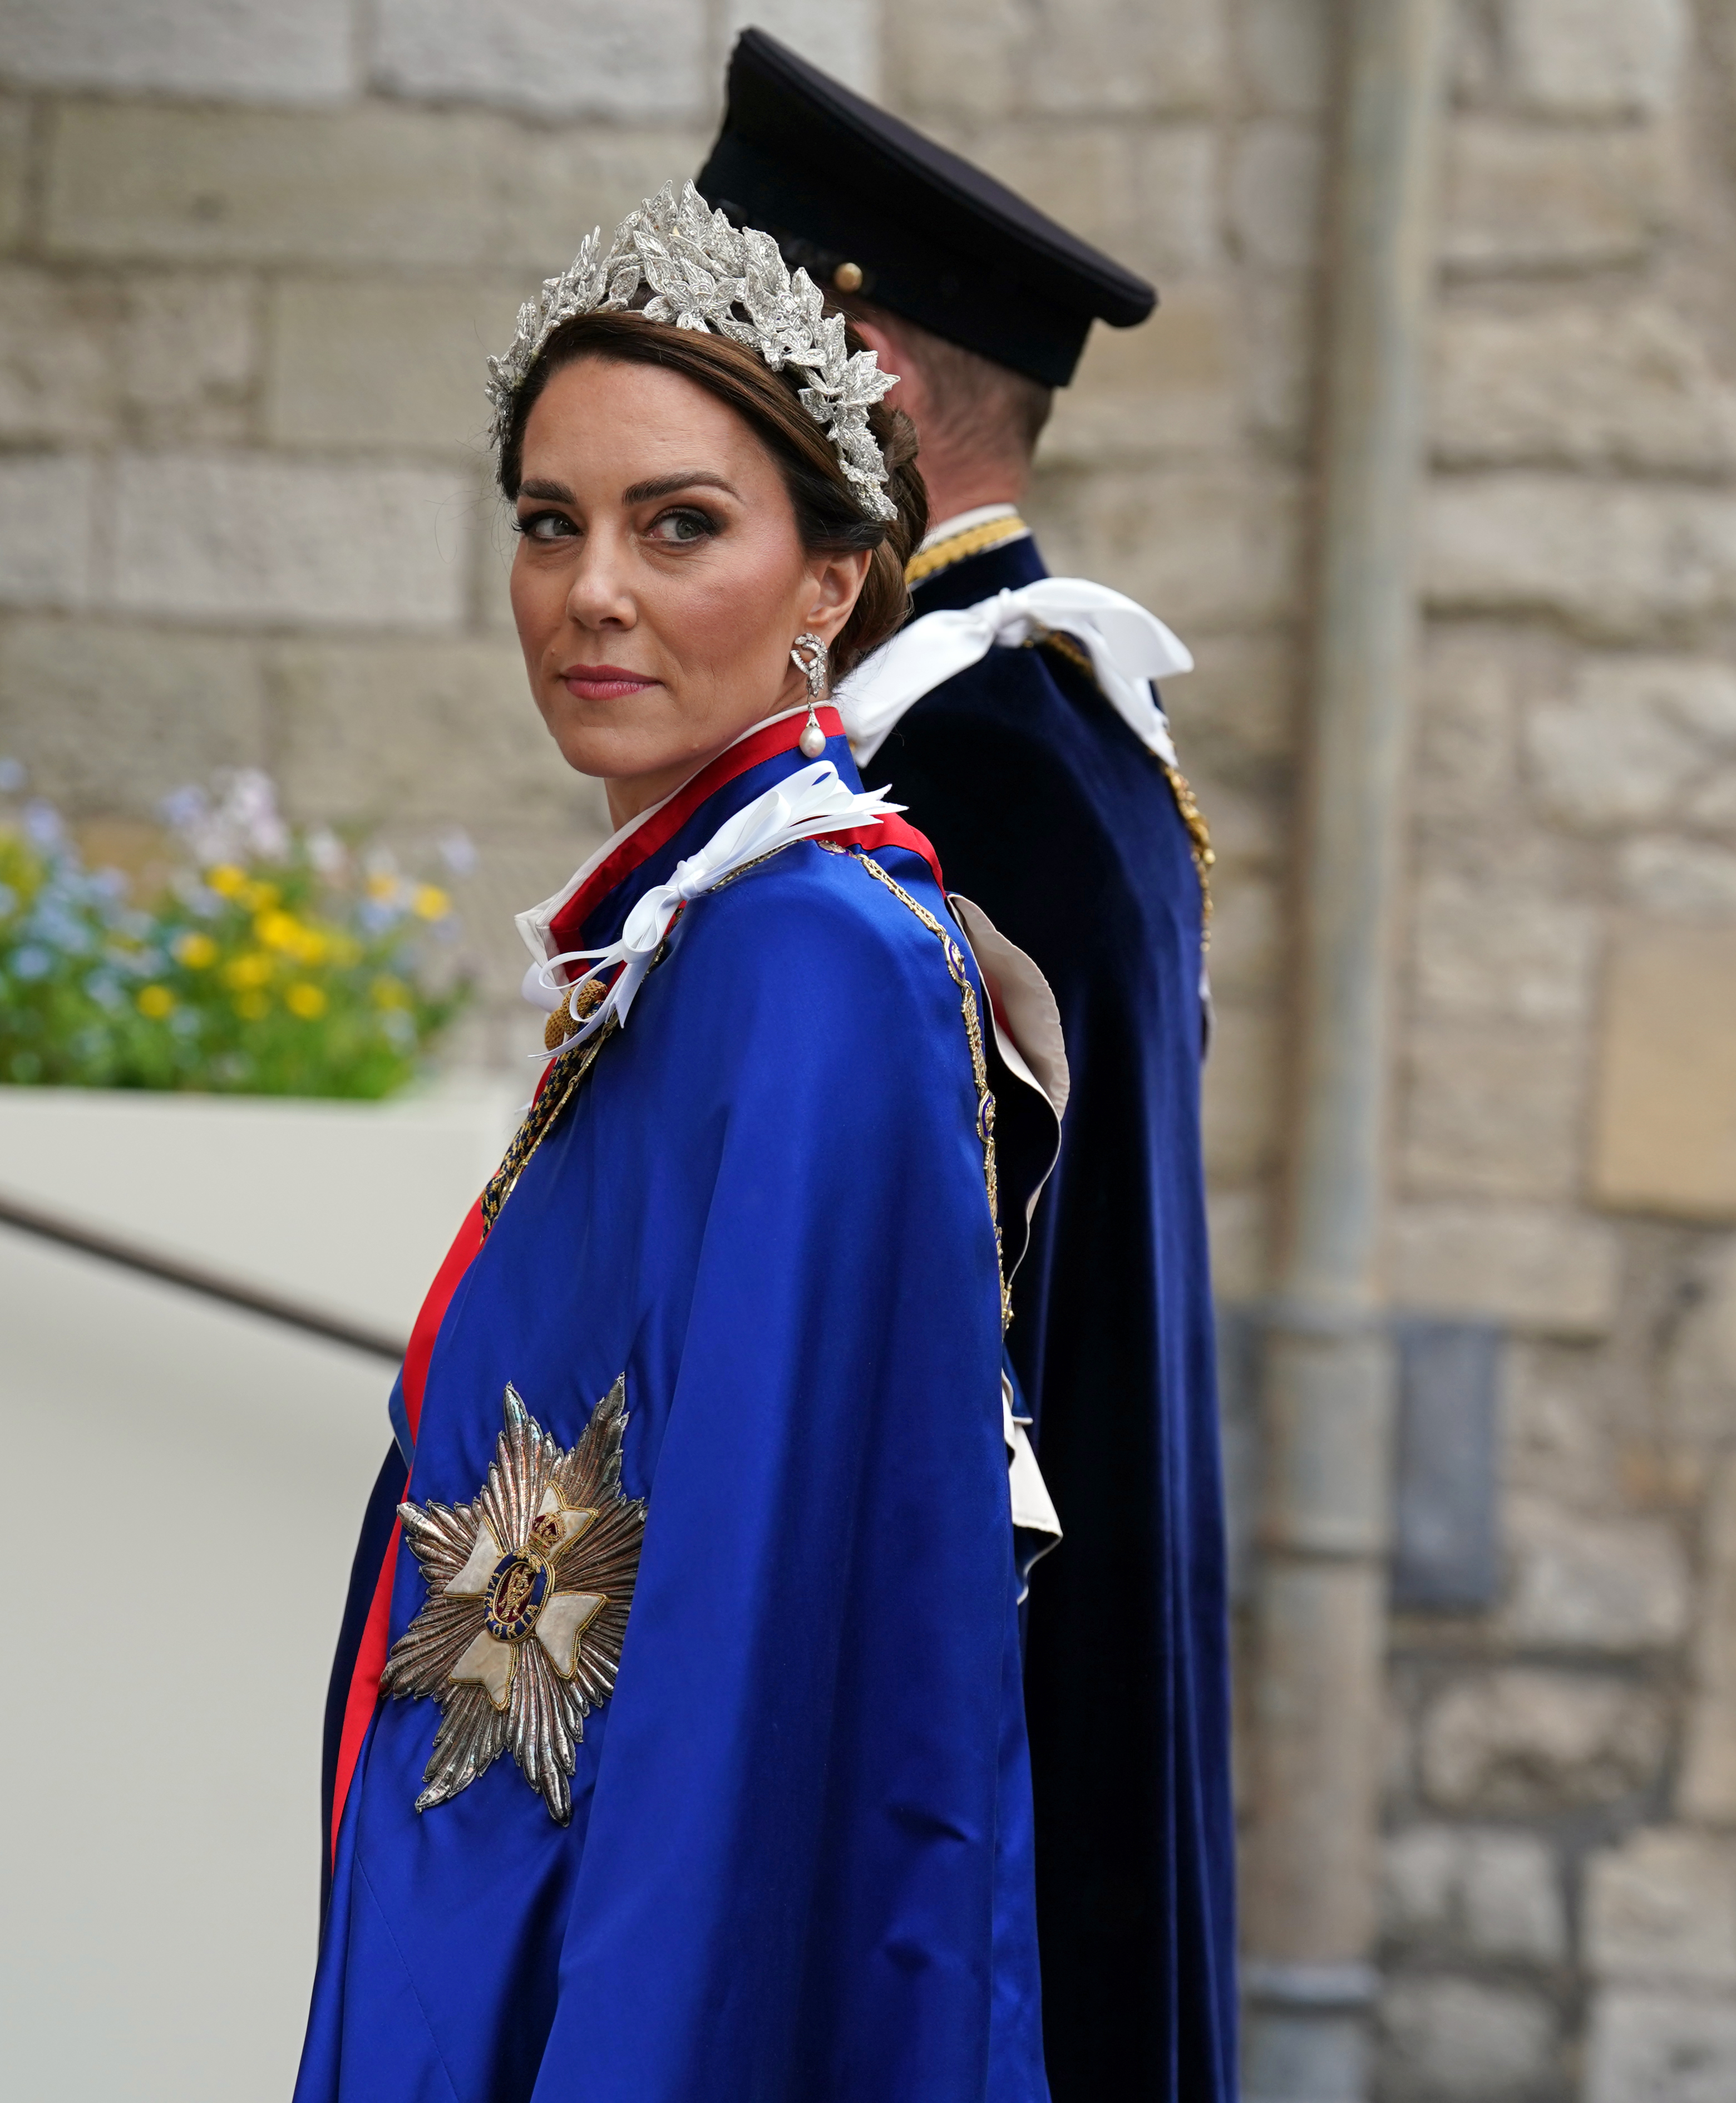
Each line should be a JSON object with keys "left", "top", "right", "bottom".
{"left": 2, "top": 2, "right": 1735, "bottom": 2100}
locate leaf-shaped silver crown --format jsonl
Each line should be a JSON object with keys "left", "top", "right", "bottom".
{"left": 487, "top": 181, "right": 900, "bottom": 524}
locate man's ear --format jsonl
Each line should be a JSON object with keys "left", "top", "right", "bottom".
{"left": 849, "top": 312, "right": 930, "bottom": 433}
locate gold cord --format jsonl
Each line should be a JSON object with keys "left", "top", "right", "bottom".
{"left": 904, "top": 515, "right": 1030, "bottom": 588}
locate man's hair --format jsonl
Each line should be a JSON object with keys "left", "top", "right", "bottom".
{"left": 856, "top": 304, "right": 1054, "bottom": 463}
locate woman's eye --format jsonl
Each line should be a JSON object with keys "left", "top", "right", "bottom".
{"left": 517, "top": 511, "right": 578, "bottom": 541}
{"left": 648, "top": 509, "right": 714, "bottom": 546}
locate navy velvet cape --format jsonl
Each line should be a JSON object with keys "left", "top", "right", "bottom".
{"left": 875, "top": 536, "right": 1238, "bottom": 2101}
{"left": 297, "top": 733, "right": 1048, "bottom": 2102}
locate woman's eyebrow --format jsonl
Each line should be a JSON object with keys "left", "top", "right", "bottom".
{"left": 622, "top": 470, "right": 739, "bottom": 504}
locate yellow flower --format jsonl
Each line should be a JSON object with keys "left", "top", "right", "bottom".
{"left": 366, "top": 871, "right": 400, "bottom": 903}
{"left": 239, "top": 879, "right": 280, "bottom": 914}
{"left": 174, "top": 932, "right": 219, "bottom": 969}
{"left": 255, "top": 909, "right": 304, "bottom": 952}
{"left": 329, "top": 934, "right": 361, "bottom": 968}
{"left": 206, "top": 864, "right": 247, "bottom": 898}
{"left": 371, "top": 976, "right": 410, "bottom": 1009}
{"left": 233, "top": 990, "right": 270, "bottom": 1021}
{"left": 412, "top": 884, "right": 451, "bottom": 922}
{"left": 136, "top": 984, "right": 175, "bottom": 1019}
{"left": 285, "top": 982, "right": 328, "bottom": 1020}
{"left": 223, "top": 952, "right": 273, "bottom": 990}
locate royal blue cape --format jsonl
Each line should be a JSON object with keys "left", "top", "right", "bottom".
{"left": 877, "top": 534, "right": 1238, "bottom": 2100}
{"left": 297, "top": 727, "right": 1049, "bottom": 2102}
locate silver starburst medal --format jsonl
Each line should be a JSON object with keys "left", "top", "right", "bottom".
{"left": 382, "top": 1377, "right": 646, "bottom": 1824}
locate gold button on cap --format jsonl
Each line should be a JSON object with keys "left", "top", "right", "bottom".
{"left": 832, "top": 262, "right": 864, "bottom": 293}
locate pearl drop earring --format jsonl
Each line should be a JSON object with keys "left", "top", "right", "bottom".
{"left": 791, "top": 632, "right": 830, "bottom": 757}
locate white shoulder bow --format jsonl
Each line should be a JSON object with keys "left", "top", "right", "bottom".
{"left": 835, "top": 578, "right": 1194, "bottom": 765}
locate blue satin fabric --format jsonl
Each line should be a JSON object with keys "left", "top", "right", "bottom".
{"left": 295, "top": 736, "right": 1048, "bottom": 2103}
{"left": 881, "top": 541, "right": 1238, "bottom": 2102}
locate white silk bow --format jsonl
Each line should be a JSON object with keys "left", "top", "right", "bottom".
{"left": 526, "top": 760, "right": 902, "bottom": 1050}
{"left": 835, "top": 578, "right": 1194, "bottom": 765}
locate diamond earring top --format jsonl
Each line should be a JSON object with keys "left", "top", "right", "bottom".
{"left": 791, "top": 632, "right": 830, "bottom": 756}
{"left": 489, "top": 182, "right": 900, "bottom": 523}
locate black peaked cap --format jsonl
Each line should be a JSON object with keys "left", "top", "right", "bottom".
{"left": 696, "top": 28, "right": 1156, "bottom": 388}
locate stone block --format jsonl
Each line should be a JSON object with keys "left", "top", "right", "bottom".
{"left": 265, "top": 275, "right": 522, "bottom": 454}
{"left": 1432, "top": 302, "right": 1736, "bottom": 474}
{"left": 1585, "top": 1991, "right": 1736, "bottom": 2103}
{"left": 1238, "top": 0, "right": 1333, "bottom": 114}
{"left": 951, "top": 121, "right": 1220, "bottom": 284}
{"left": 1230, "top": 122, "right": 1325, "bottom": 271}
{"left": 1508, "top": 0, "right": 1688, "bottom": 117}
{"left": 1201, "top": 1001, "right": 1280, "bottom": 1181}
{"left": 1378, "top": 1976, "right": 1557, "bottom": 2097}
{"left": 1528, "top": 657, "right": 1736, "bottom": 831}
{"left": 1382, "top": 1824, "right": 1566, "bottom": 1961}
{"left": 0, "top": 454, "right": 93, "bottom": 611}
{"left": 43, "top": 101, "right": 706, "bottom": 274}
{"left": 0, "top": 0, "right": 354, "bottom": 105}
{"left": 0, "top": 266, "right": 116, "bottom": 444}
{"left": 887, "top": 0, "right": 1222, "bottom": 118}
{"left": 1503, "top": 1496, "right": 1691, "bottom": 1649}
{"left": 371, "top": 0, "right": 706, "bottom": 121}
{"left": 1586, "top": 1829, "right": 1736, "bottom": 1984}
{"left": 1400, "top": 1021, "right": 1584, "bottom": 1201}
{"left": 1619, "top": 839, "right": 1736, "bottom": 918}
{"left": 1504, "top": 1337, "right": 1617, "bottom": 1508}
{"left": 1164, "top": 629, "right": 1296, "bottom": 771}
{"left": 1413, "top": 629, "right": 1526, "bottom": 828}
{"left": 1205, "top": 1183, "right": 1271, "bottom": 1303}
{"left": 1389, "top": 1203, "right": 1620, "bottom": 1334}
{"left": 725, "top": 0, "right": 880, "bottom": 97}
{"left": 1241, "top": 274, "right": 1318, "bottom": 452}
{"left": 0, "top": 100, "right": 28, "bottom": 253}
{"left": 112, "top": 454, "right": 471, "bottom": 633}
{"left": 1426, "top": 477, "right": 1736, "bottom": 643}
{"left": 1592, "top": 921, "right": 1736, "bottom": 1221}
{"left": 1420, "top": 1667, "right": 1666, "bottom": 1811}
{"left": 119, "top": 274, "right": 255, "bottom": 445}
{"left": 0, "top": 616, "right": 267, "bottom": 816}
{"left": 270, "top": 638, "right": 581, "bottom": 832}
{"left": 1680, "top": 1456, "right": 1736, "bottom": 1821}
{"left": 1442, "top": 120, "right": 1676, "bottom": 274}
{"left": 1038, "top": 282, "right": 1239, "bottom": 466}
{"left": 1029, "top": 465, "right": 1303, "bottom": 633}
{"left": 1412, "top": 876, "right": 1598, "bottom": 1024}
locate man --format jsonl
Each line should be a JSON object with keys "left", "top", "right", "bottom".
{"left": 699, "top": 32, "right": 1236, "bottom": 2103}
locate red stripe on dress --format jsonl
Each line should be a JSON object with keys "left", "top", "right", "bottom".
{"left": 548, "top": 708, "right": 846, "bottom": 953}
{"left": 328, "top": 1196, "right": 485, "bottom": 1862}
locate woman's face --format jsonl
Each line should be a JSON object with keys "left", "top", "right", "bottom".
{"left": 510, "top": 356, "right": 872, "bottom": 826}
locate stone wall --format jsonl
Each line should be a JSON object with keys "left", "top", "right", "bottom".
{"left": 3, "top": 3, "right": 1735, "bottom": 2096}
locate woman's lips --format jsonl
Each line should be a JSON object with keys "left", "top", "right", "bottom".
{"left": 560, "top": 664, "right": 658, "bottom": 701}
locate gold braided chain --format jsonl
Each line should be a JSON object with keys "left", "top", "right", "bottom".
{"left": 819, "top": 840, "right": 1010, "bottom": 1332}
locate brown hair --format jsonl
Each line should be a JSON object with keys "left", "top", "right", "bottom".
{"left": 497, "top": 310, "right": 928, "bottom": 679}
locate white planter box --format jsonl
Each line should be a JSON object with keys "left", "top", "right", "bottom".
{"left": 0, "top": 1073, "right": 525, "bottom": 2103}
{"left": 0, "top": 1073, "right": 525, "bottom": 1339}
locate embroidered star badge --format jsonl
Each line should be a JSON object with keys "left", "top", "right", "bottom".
{"left": 382, "top": 1378, "right": 646, "bottom": 1824}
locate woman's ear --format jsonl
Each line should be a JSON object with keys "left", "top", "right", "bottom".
{"left": 803, "top": 548, "right": 873, "bottom": 647}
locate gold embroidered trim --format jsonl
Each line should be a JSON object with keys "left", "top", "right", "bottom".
{"left": 904, "top": 514, "right": 1030, "bottom": 588}
{"left": 1029, "top": 629, "right": 1215, "bottom": 934}
{"left": 482, "top": 1017, "right": 619, "bottom": 1235}
{"left": 820, "top": 839, "right": 1010, "bottom": 1332}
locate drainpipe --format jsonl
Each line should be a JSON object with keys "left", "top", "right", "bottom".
{"left": 1240, "top": 3, "right": 1447, "bottom": 2099}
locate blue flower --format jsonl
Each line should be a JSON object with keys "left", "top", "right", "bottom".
{"left": 22, "top": 801, "right": 65, "bottom": 849}
{"left": 11, "top": 946, "right": 53, "bottom": 982}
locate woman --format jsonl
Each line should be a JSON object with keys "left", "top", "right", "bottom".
{"left": 297, "top": 184, "right": 1064, "bottom": 2103}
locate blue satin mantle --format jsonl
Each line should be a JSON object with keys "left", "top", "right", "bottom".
{"left": 295, "top": 731, "right": 1048, "bottom": 2103}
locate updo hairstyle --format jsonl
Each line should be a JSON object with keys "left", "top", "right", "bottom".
{"left": 497, "top": 309, "right": 928, "bottom": 681}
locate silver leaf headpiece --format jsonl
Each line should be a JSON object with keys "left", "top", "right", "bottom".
{"left": 487, "top": 180, "right": 900, "bottom": 524}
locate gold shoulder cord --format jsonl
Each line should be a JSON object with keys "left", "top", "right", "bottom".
{"left": 904, "top": 515, "right": 1031, "bottom": 589}
{"left": 818, "top": 839, "right": 1010, "bottom": 1332}
{"left": 1029, "top": 629, "right": 1215, "bottom": 935}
